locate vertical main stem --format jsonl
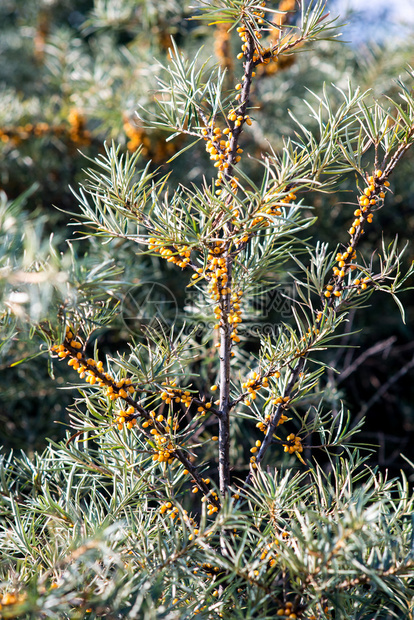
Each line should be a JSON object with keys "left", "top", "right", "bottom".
{"left": 217, "top": 27, "right": 255, "bottom": 497}
{"left": 218, "top": 255, "right": 232, "bottom": 498}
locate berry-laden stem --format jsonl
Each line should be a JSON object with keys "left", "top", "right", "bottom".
{"left": 243, "top": 357, "right": 305, "bottom": 490}
{"left": 216, "top": 20, "right": 258, "bottom": 498}
{"left": 51, "top": 331, "right": 220, "bottom": 508}
{"left": 224, "top": 31, "right": 255, "bottom": 180}
{"left": 244, "top": 132, "right": 414, "bottom": 484}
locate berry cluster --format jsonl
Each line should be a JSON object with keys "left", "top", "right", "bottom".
{"left": 242, "top": 370, "right": 287, "bottom": 407}
{"left": 260, "top": 539, "right": 279, "bottom": 568}
{"left": 148, "top": 238, "right": 192, "bottom": 269}
{"left": 192, "top": 244, "right": 245, "bottom": 349}
{"left": 235, "top": 187, "right": 297, "bottom": 249}
{"left": 0, "top": 122, "right": 54, "bottom": 145}
{"left": 67, "top": 108, "right": 92, "bottom": 145}
{"left": 276, "top": 601, "right": 298, "bottom": 619}
{"left": 265, "top": 189, "right": 296, "bottom": 215}
{"left": 199, "top": 562, "right": 221, "bottom": 576}
{"left": 115, "top": 407, "right": 137, "bottom": 430}
{"left": 242, "top": 371, "right": 271, "bottom": 405}
{"left": 0, "top": 591, "right": 26, "bottom": 608}
{"left": 197, "top": 401, "right": 215, "bottom": 415}
{"left": 51, "top": 327, "right": 135, "bottom": 402}
{"left": 123, "top": 115, "right": 184, "bottom": 162}
{"left": 242, "top": 371, "right": 297, "bottom": 466}
{"left": 283, "top": 433, "right": 303, "bottom": 455}
{"left": 227, "top": 291, "right": 243, "bottom": 342}
{"left": 159, "top": 501, "right": 198, "bottom": 530}
{"left": 201, "top": 482, "right": 220, "bottom": 516}
{"left": 206, "top": 244, "right": 229, "bottom": 301}
{"left": 236, "top": 4, "right": 268, "bottom": 65}
{"left": 214, "top": 21, "right": 233, "bottom": 72}
{"left": 0, "top": 108, "right": 91, "bottom": 148}
{"left": 185, "top": 473, "right": 220, "bottom": 515}
{"left": 256, "top": 412, "right": 288, "bottom": 433}
{"left": 202, "top": 121, "right": 242, "bottom": 194}
{"left": 143, "top": 411, "right": 179, "bottom": 464}
{"left": 201, "top": 6, "right": 277, "bottom": 195}
{"left": 159, "top": 380, "right": 192, "bottom": 407}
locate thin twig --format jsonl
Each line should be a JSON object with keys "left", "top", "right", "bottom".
{"left": 337, "top": 335, "right": 396, "bottom": 384}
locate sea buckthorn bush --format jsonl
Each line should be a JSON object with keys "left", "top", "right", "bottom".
{"left": 1, "top": 1, "right": 414, "bottom": 618}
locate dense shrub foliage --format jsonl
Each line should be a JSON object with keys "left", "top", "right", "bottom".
{"left": 1, "top": 1, "right": 414, "bottom": 618}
